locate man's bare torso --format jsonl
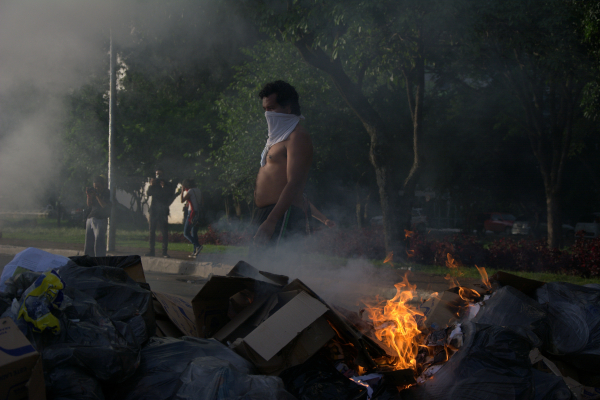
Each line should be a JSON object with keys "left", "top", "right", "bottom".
{"left": 255, "top": 127, "right": 308, "bottom": 208}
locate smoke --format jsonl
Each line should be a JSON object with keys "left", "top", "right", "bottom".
{"left": 244, "top": 236, "right": 402, "bottom": 310}
{"left": 0, "top": 0, "right": 252, "bottom": 211}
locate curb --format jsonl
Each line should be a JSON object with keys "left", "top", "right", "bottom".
{"left": 0, "top": 245, "right": 236, "bottom": 278}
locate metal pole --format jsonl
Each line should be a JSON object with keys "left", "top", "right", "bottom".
{"left": 107, "top": 28, "right": 117, "bottom": 252}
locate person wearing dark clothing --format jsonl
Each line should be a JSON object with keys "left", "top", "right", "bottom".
{"left": 180, "top": 179, "right": 203, "bottom": 258}
{"left": 252, "top": 203, "right": 312, "bottom": 246}
{"left": 146, "top": 169, "right": 178, "bottom": 257}
{"left": 84, "top": 176, "right": 112, "bottom": 257}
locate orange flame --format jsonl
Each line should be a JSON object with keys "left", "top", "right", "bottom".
{"left": 405, "top": 230, "right": 414, "bottom": 239}
{"left": 363, "top": 274, "right": 424, "bottom": 370}
{"left": 407, "top": 250, "right": 415, "bottom": 258}
{"left": 445, "top": 253, "right": 463, "bottom": 276}
{"left": 458, "top": 286, "right": 481, "bottom": 302}
{"left": 383, "top": 252, "right": 394, "bottom": 265}
{"left": 475, "top": 265, "right": 492, "bottom": 290}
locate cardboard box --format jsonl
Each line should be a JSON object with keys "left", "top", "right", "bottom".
{"left": 153, "top": 292, "right": 197, "bottom": 337}
{"left": 418, "top": 290, "right": 466, "bottom": 329}
{"left": 227, "top": 261, "right": 289, "bottom": 286}
{"left": 219, "top": 290, "right": 336, "bottom": 375}
{"left": 191, "top": 275, "right": 281, "bottom": 338}
{"left": 0, "top": 317, "right": 45, "bottom": 400}
{"left": 491, "top": 271, "right": 544, "bottom": 297}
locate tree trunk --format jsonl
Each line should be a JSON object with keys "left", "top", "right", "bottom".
{"left": 546, "top": 189, "right": 562, "bottom": 248}
{"left": 234, "top": 197, "right": 242, "bottom": 219}
{"left": 294, "top": 37, "right": 404, "bottom": 256}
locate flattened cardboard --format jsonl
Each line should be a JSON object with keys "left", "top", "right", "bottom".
{"left": 213, "top": 294, "right": 275, "bottom": 343}
{"left": 418, "top": 291, "right": 465, "bottom": 329}
{"left": 227, "top": 261, "right": 289, "bottom": 286}
{"left": 231, "top": 315, "right": 336, "bottom": 375}
{"left": 243, "top": 291, "right": 329, "bottom": 361}
{"left": 491, "top": 271, "right": 544, "bottom": 297}
{"left": 282, "top": 279, "right": 380, "bottom": 370}
{"left": 191, "top": 275, "right": 280, "bottom": 338}
{"left": 0, "top": 317, "right": 45, "bottom": 400}
{"left": 153, "top": 292, "right": 198, "bottom": 337}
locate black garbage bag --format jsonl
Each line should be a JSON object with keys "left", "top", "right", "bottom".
{"left": 108, "top": 336, "right": 295, "bottom": 400}
{"left": 45, "top": 366, "right": 105, "bottom": 400}
{"left": 40, "top": 288, "right": 141, "bottom": 382}
{"left": 407, "top": 322, "right": 573, "bottom": 400}
{"left": 69, "top": 255, "right": 142, "bottom": 270}
{"left": 472, "top": 285, "right": 549, "bottom": 346}
{"left": 58, "top": 264, "right": 155, "bottom": 346}
{"left": 279, "top": 355, "right": 368, "bottom": 400}
{"left": 536, "top": 282, "right": 600, "bottom": 371}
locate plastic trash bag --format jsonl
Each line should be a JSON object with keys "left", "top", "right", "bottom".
{"left": 175, "top": 356, "right": 295, "bottom": 400}
{"left": 109, "top": 336, "right": 295, "bottom": 400}
{"left": 279, "top": 355, "right": 368, "bottom": 400}
{"left": 40, "top": 288, "right": 141, "bottom": 382}
{"left": 57, "top": 264, "right": 155, "bottom": 346}
{"left": 69, "top": 255, "right": 142, "bottom": 271}
{"left": 472, "top": 285, "right": 549, "bottom": 346}
{"left": 45, "top": 366, "right": 105, "bottom": 400}
{"left": 0, "top": 247, "right": 70, "bottom": 291}
{"left": 3, "top": 271, "right": 43, "bottom": 300}
{"left": 536, "top": 282, "right": 600, "bottom": 371}
{"left": 407, "top": 322, "right": 573, "bottom": 400}
{"left": 18, "top": 270, "right": 64, "bottom": 333}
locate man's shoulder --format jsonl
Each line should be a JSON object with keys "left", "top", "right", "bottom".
{"left": 288, "top": 124, "right": 311, "bottom": 143}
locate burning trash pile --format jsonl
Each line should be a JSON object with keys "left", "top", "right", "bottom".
{"left": 1, "top": 248, "right": 600, "bottom": 399}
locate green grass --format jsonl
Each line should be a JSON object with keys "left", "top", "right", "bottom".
{"left": 0, "top": 217, "right": 246, "bottom": 255}
{"left": 3, "top": 217, "right": 599, "bottom": 284}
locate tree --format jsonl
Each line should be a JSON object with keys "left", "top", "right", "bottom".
{"left": 467, "top": 0, "right": 594, "bottom": 248}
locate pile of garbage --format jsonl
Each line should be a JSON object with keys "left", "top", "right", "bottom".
{"left": 1, "top": 248, "right": 600, "bottom": 400}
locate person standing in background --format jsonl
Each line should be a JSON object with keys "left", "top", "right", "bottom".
{"left": 84, "top": 176, "right": 112, "bottom": 257}
{"left": 181, "top": 179, "right": 203, "bottom": 258}
{"left": 146, "top": 168, "right": 178, "bottom": 258}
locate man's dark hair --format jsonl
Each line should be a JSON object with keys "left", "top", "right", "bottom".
{"left": 182, "top": 179, "right": 196, "bottom": 189}
{"left": 93, "top": 176, "right": 105, "bottom": 186}
{"left": 258, "top": 80, "right": 301, "bottom": 116}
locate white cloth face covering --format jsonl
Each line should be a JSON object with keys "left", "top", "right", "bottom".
{"left": 260, "top": 111, "right": 305, "bottom": 166}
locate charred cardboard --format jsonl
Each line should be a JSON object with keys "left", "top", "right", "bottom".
{"left": 191, "top": 275, "right": 282, "bottom": 338}
{"left": 0, "top": 317, "right": 45, "bottom": 400}
{"left": 153, "top": 292, "right": 197, "bottom": 337}
{"left": 491, "top": 271, "right": 544, "bottom": 297}
{"left": 418, "top": 290, "right": 465, "bottom": 330}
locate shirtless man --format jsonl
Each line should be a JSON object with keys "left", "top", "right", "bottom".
{"left": 253, "top": 81, "right": 313, "bottom": 245}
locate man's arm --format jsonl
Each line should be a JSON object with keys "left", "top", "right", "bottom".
{"left": 254, "top": 129, "right": 313, "bottom": 242}
{"left": 310, "top": 201, "right": 335, "bottom": 227}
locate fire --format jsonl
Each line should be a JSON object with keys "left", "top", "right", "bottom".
{"left": 475, "top": 265, "right": 492, "bottom": 290}
{"left": 445, "top": 253, "right": 463, "bottom": 276}
{"left": 405, "top": 229, "right": 414, "bottom": 238}
{"left": 406, "top": 250, "right": 415, "bottom": 258}
{"left": 363, "top": 274, "right": 424, "bottom": 370}
{"left": 458, "top": 286, "right": 481, "bottom": 302}
{"left": 383, "top": 252, "right": 394, "bottom": 265}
